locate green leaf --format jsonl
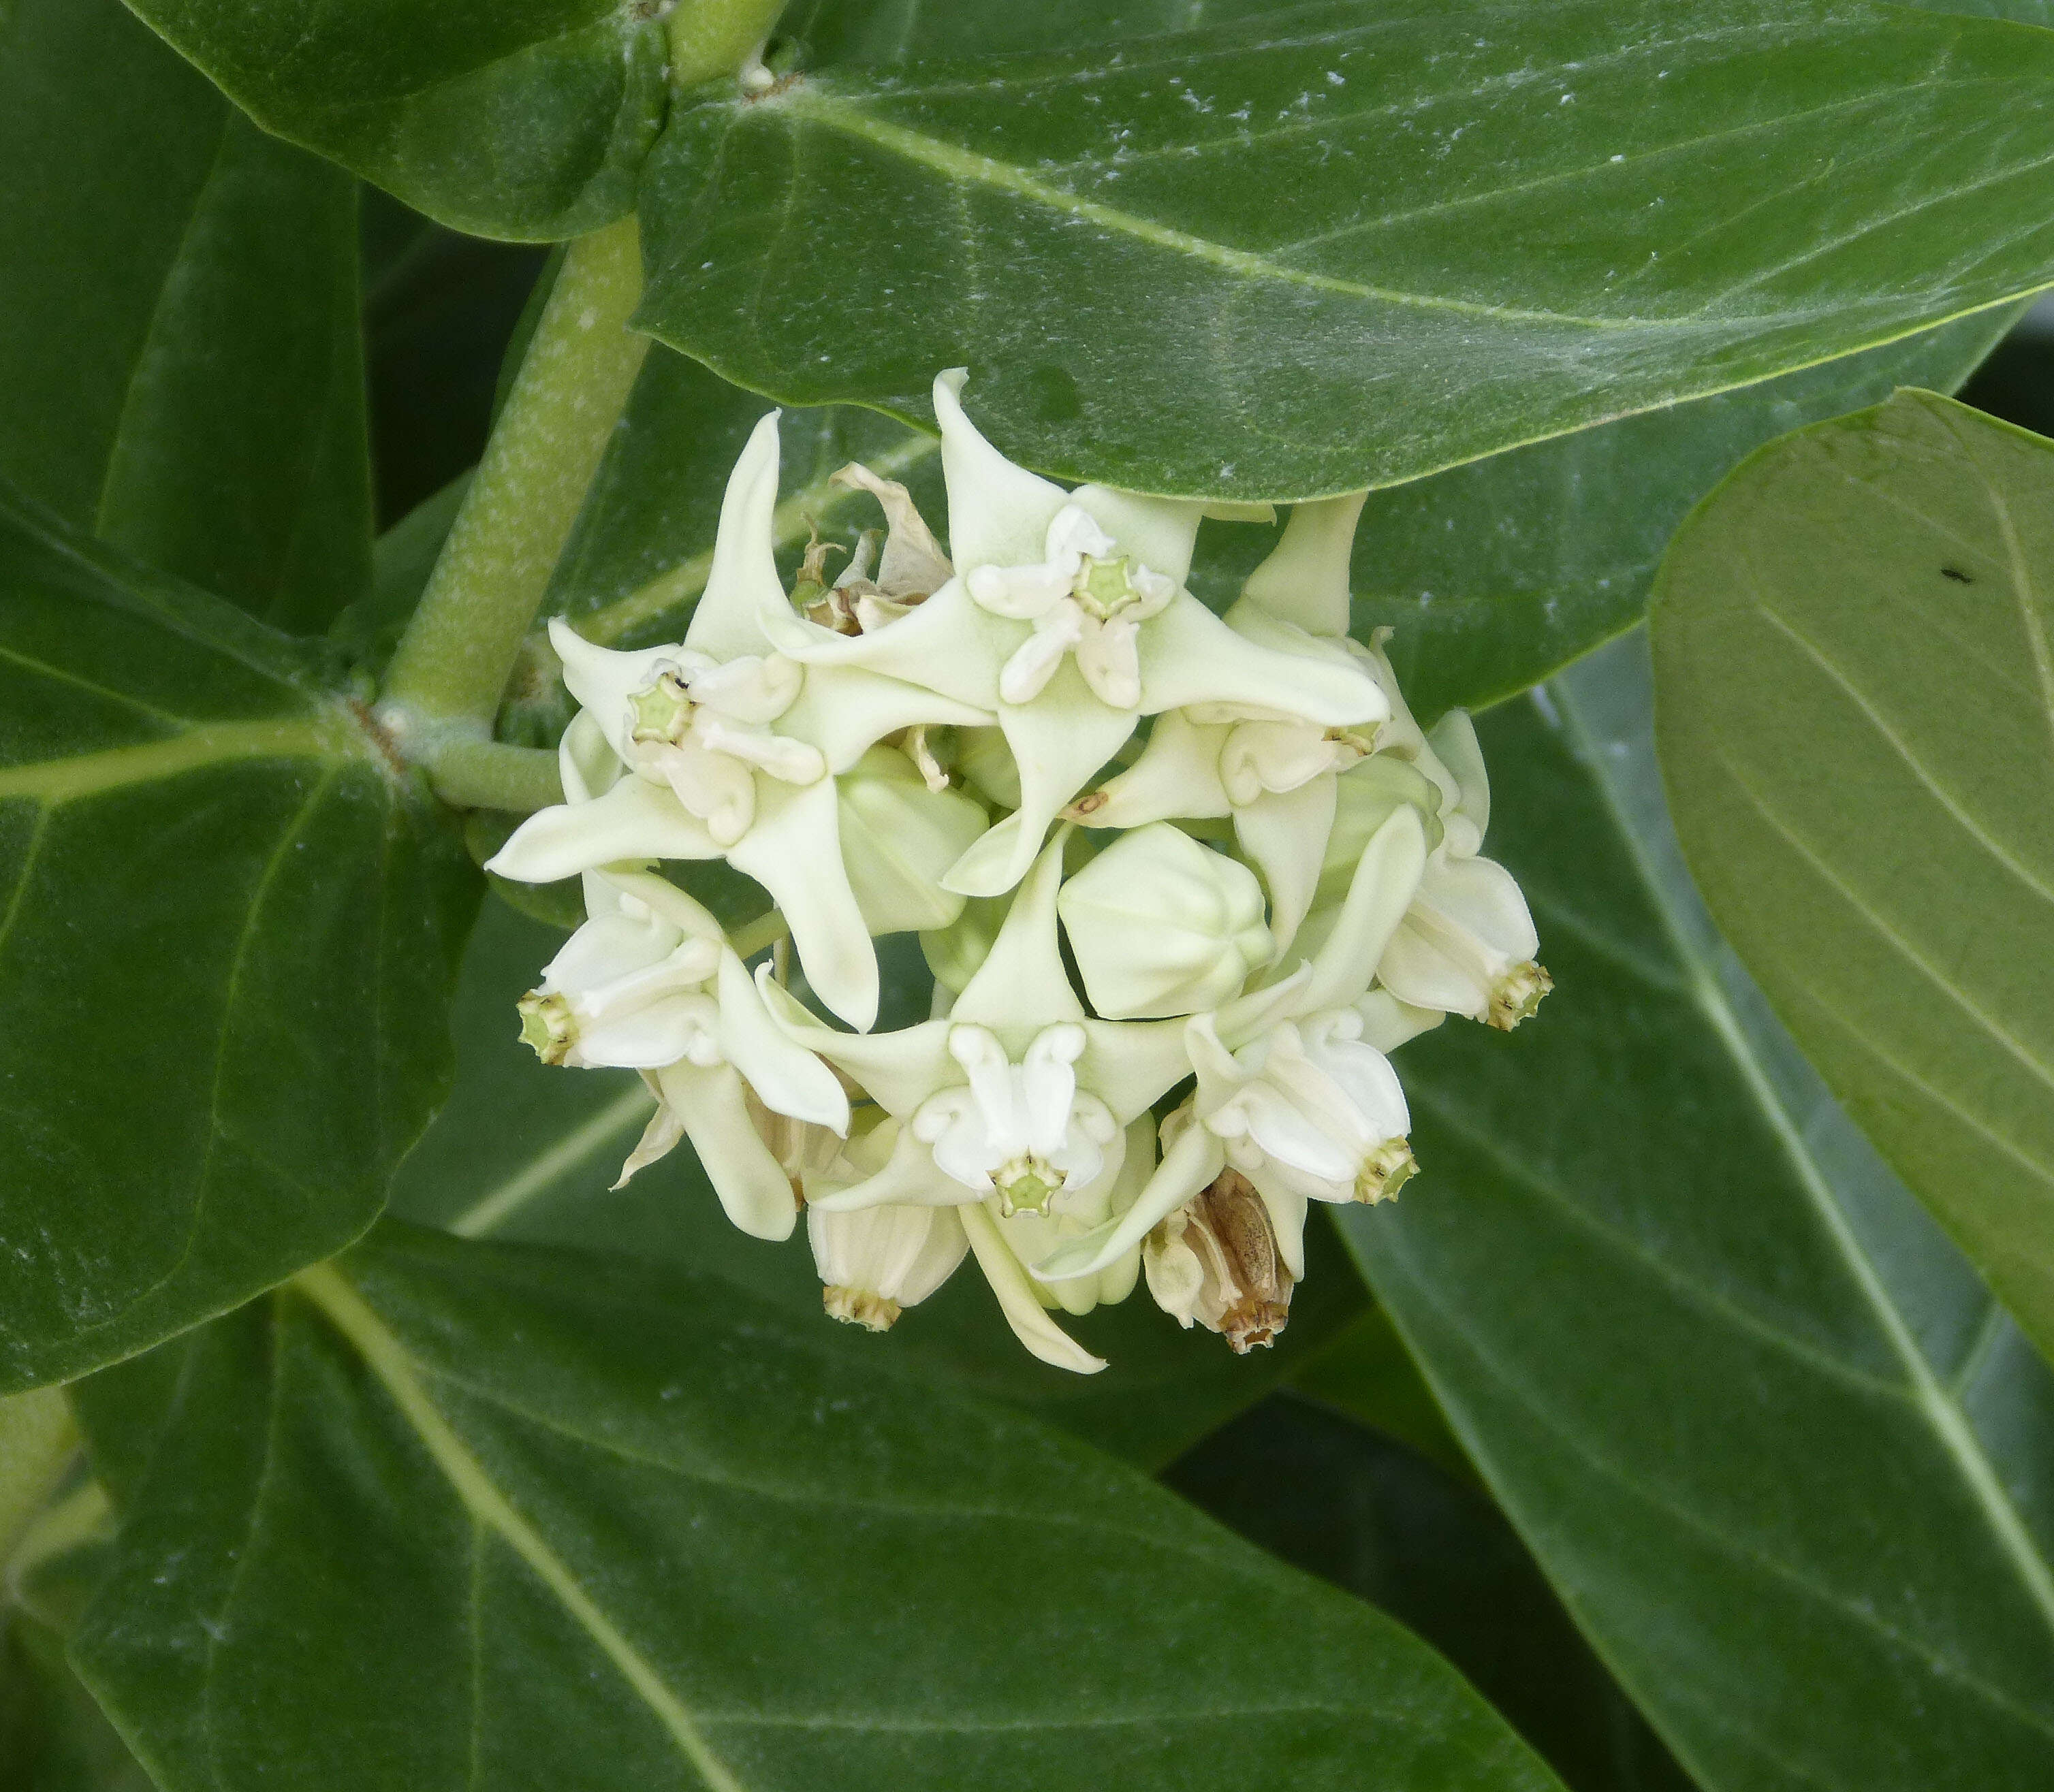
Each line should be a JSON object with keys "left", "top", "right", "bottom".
{"left": 1338, "top": 636, "right": 2054, "bottom": 1792}
{"left": 1652, "top": 388, "right": 2054, "bottom": 1373}
{"left": 121, "top": 0, "right": 670, "bottom": 240}
{"left": 0, "top": 490, "right": 477, "bottom": 1393}
{"left": 388, "top": 897, "right": 1370, "bottom": 1469}
{"left": 638, "top": 0, "right": 2054, "bottom": 500}
{"left": 1289, "top": 1306, "right": 1479, "bottom": 1488}
{"left": 3, "top": 1612, "right": 153, "bottom": 1792}
{"left": 1185, "top": 310, "right": 2017, "bottom": 722}
{"left": 0, "top": 0, "right": 372, "bottom": 632}
{"left": 71, "top": 1226, "right": 1564, "bottom": 1792}
{"left": 1168, "top": 1394, "right": 1695, "bottom": 1792}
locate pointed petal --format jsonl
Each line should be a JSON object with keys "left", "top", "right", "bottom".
{"left": 960, "top": 1200, "right": 1107, "bottom": 1373}
{"left": 1355, "top": 989, "right": 1447, "bottom": 1053}
{"left": 559, "top": 707, "right": 625, "bottom": 804}
{"left": 934, "top": 368, "right": 1068, "bottom": 572}
{"left": 716, "top": 949, "right": 850, "bottom": 1132}
{"left": 1241, "top": 494, "right": 1367, "bottom": 636}
{"left": 945, "top": 678, "right": 1136, "bottom": 895}
{"left": 1138, "top": 595, "right": 1385, "bottom": 725}
{"left": 654, "top": 1061, "right": 799, "bottom": 1241}
{"left": 548, "top": 619, "right": 675, "bottom": 764}
{"left": 1026, "top": 1117, "right": 1223, "bottom": 1285}
{"left": 1300, "top": 805, "right": 1429, "bottom": 1012}
{"left": 807, "top": 1121, "right": 973, "bottom": 1211}
{"left": 1423, "top": 851, "right": 1538, "bottom": 959}
{"left": 758, "top": 577, "right": 1003, "bottom": 710}
{"left": 1069, "top": 487, "right": 1205, "bottom": 587}
{"left": 1427, "top": 709, "right": 1491, "bottom": 845}
{"left": 951, "top": 829, "right": 1084, "bottom": 1029}
{"left": 595, "top": 866, "right": 725, "bottom": 942}
{"left": 1234, "top": 776, "right": 1336, "bottom": 960}
{"left": 685, "top": 411, "right": 785, "bottom": 662}
{"left": 780, "top": 662, "right": 992, "bottom": 774}
{"left": 759, "top": 974, "right": 958, "bottom": 1117}
{"left": 1077, "top": 1017, "right": 1194, "bottom": 1124}
{"left": 1214, "top": 961, "right": 1313, "bottom": 1049}
{"left": 728, "top": 778, "right": 879, "bottom": 1030}
{"left": 1077, "top": 709, "right": 1231, "bottom": 828}
{"left": 487, "top": 778, "right": 721, "bottom": 884}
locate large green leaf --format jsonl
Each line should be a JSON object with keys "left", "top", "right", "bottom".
{"left": 1338, "top": 636, "right": 2054, "bottom": 1792}
{"left": 389, "top": 897, "right": 1369, "bottom": 1468}
{"left": 1190, "top": 310, "right": 2016, "bottom": 722}
{"left": 0, "top": 490, "right": 476, "bottom": 1393}
{"left": 1168, "top": 1394, "right": 1694, "bottom": 1792}
{"left": 119, "top": 0, "right": 669, "bottom": 240}
{"left": 548, "top": 312, "right": 2010, "bottom": 734}
{"left": 637, "top": 0, "right": 2054, "bottom": 500}
{"left": 70, "top": 1224, "right": 1563, "bottom": 1792}
{"left": 1652, "top": 389, "right": 2054, "bottom": 1371}
{"left": 0, "top": 0, "right": 370, "bottom": 633}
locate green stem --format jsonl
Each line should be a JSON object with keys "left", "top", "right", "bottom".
{"left": 729, "top": 908, "right": 791, "bottom": 959}
{"left": 425, "top": 739, "right": 564, "bottom": 814}
{"left": 379, "top": 215, "right": 650, "bottom": 735}
{"left": 666, "top": 0, "right": 791, "bottom": 85}
{"left": 0, "top": 1389, "right": 78, "bottom": 1569}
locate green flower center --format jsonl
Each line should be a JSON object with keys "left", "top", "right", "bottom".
{"left": 1072, "top": 554, "right": 1147, "bottom": 622}
{"left": 627, "top": 671, "right": 694, "bottom": 746}
{"left": 994, "top": 1155, "right": 1064, "bottom": 1217}
{"left": 517, "top": 991, "right": 576, "bottom": 1066}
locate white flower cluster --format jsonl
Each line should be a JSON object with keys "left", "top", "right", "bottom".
{"left": 491, "top": 372, "right": 1549, "bottom": 1373}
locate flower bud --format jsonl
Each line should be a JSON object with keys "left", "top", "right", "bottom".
{"left": 1143, "top": 1168, "right": 1295, "bottom": 1351}
{"left": 1056, "top": 823, "right": 1273, "bottom": 1019}
{"left": 836, "top": 746, "right": 989, "bottom": 935}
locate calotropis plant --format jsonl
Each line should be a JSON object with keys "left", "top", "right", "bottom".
{"left": 492, "top": 373, "right": 1549, "bottom": 1371}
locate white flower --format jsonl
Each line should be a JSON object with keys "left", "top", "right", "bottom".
{"left": 486, "top": 411, "right": 988, "bottom": 1031}
{"left": 1028, "top": 803, "right": 1429, "bottom": 1290}
{"left": 764, "top": 829, "right": 1194, "bottom": 1372}
{"left": 1375, "top": 710, "right": 1551, "bottom": 1030}
{"left": 1055, "top": 822, "right": 1273, "bottom": 1020}
{"left": 805, "top": 1121, "right": 970, "bottom": 1331}
{"left": 1073, "top": 495, "right": 1393, "bottom": 950}
{"left": 757, "top": 371, "right": 1386, "bottom": 897}
{"left": 519, "top": 866, "right": 849, "bottom": 1242}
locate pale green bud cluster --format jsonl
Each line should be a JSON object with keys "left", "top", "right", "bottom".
{"left": 488, "top": 371, "right": 1550, "bottom": 1373}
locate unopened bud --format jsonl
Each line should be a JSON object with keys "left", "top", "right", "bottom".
{"left": 838, "top": 746, "right": 990, "bottom": 935}
{"left": 1057, "top": 823, "right": 1272, "bottom": 1019}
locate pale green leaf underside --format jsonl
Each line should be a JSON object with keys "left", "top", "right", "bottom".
{"left": 640, "top": 0, "right": 2054, "bottom": 496}
{"left": 1340, "top": 638, "right": 2054, "bottom": 1792}
{"left": 72, "top": 1229, "right": 1562, "bottom": 1792}
{"left": 1652, "top": 387, "right": 2054, "bottom": 1373}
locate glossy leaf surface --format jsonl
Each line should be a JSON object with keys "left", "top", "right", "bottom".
{"left": 388, "top": 899, "right": 1369, "bottom": 1468}
{"left": 1168, "top": 1394, "right": 1694, "bottom": 1792}
{"left": 120, "top": 0, "right": 669, "bottom": 240}
{"left": 1654, "top": 389, "right": 2054, "bottom": 1369}
{"left": 639, "top": 0, "right": 2054, "bottom": 498}
{"left": 72, "top": 1226, "right": 1563, "bottom": 1792}
{"left": 0, "top": 492, "right": 475, "bottom": 1392}
{"left": 1340, "top": 638, "right": 2054, "bottom": 1792}
{"left": 0, "top": 0, "right": 370, "bottom": 632}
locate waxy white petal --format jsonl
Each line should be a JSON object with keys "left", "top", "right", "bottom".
{"left": 686, "top": 410, "right": 788, "bottom": 663}
{"left": 1297, "top": 804, "right": 1428, "bottom": 1013}
{"left": 1233, "top": 775, "right": 1338, "bottom": 960}
{"left": 1068, "top": 486, "right": 1205, "bottom": 590}
{"left": 726, "top": 777, "right": 879, "bottom": 1031}
{"left": 949, "top": 827, "right": 1084, "bottom": 1031}
{"left": 1137, "top": 594, "right": 1385, "bottom": 726}
{"left": 486, "top": 775, "right": 722, "bottom": 884}
{"left": 1028, "top": 1112, "right": 1224, "bottom": 1286}
{"left": 651, "top": 1060, "right": 799, "bottom": 1241}
{"left": 1076, "top": 709, "right": 1233, "bottom": 829}
{"left": 760, "top": 976, "right": 957, "bottom": 1118}
{"left": 960, "top": 1200, "right": 1106, "bottom": 1374}
{"left": 714, "top": 949, "right": 850, "bottom": 1133}
{"left": 1241, "top": 493, "right": 1368, "bottom": 637}
{"left": 934, "top": 368, "right": 1068, "bottom": 572}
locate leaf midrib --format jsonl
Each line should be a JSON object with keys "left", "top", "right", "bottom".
{"left": 293, "top": 1264, "right": 749, "bottom": 1792}
{"left": 0, "top": 714, "right": 360, "bottom": 806}
{"left": 1552, "top": 679, "right": 2054, "bottom": 1648}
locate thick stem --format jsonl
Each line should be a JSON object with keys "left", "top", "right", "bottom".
{"left": 427, "top": 739, "right": 565, "bottom": 814}
{"left": 379, "top": 216, "right": 650, "bottom": 735}
{"left": 667, "top": 0, "right": 791, "bottom": 85}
